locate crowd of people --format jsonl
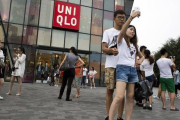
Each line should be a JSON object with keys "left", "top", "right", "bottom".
{"left": 0, "top": 9, "right": 180, "bottom": 120}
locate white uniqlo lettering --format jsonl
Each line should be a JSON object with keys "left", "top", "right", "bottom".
{"left": 71, "top": 18, "right": 77, "bottom": 26}
{"left": 58, "top": 5, "right": 64, "bottom": 13}
{"left": 65, "top": 6, "right": 72, "bottom": 15}
{"left": 64, "top": 16, "right": 70, "bottom": 25}
{"left": 57, "top": 15, "right": 63, "bottom": 26}
{"left": 73, "top": 8, "right": 76, "bottom": 16}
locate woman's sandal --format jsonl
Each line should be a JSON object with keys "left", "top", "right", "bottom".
{"left": 73, "top": 94, "right": 78, "bottom": 98}
{"left": 162, "top": 107, "right": 166, "bottom": 110}
{"left": 16, "top": 94, "right": 21, "bottom": 96}
{"left": 170, "top": 107, "right": 179, "bottom": 111}
{"left": 6, "top": 92, "right": 11, "bottom": 95}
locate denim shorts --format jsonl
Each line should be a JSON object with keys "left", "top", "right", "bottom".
{"left": 116, "top": 65, "right": 138, "bottom": 83}
{"left": 146, "top": 74, "right": 154, "bottom": 83}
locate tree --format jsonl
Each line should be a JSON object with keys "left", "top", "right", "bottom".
{"left": 154, "top": 37, "right": 180, "bottom": 75}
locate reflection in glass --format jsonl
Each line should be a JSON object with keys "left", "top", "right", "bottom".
{"left": 89, "top": 53, "right": 101, "bottom": 86}
{"left": 65, "top": 32, "right": 78, "bottom": 49}
{"left": 115, "top": 0, "right": 124, "bottom": 10}
{"left": 9, "top": 0, "right": 26, "bottom": 24}
{"left": 79, "top": 7, "right": 91, "bottom": 34}
{"left": 0, "top": 23, "right": 8, "bottom": 42}
{"left": 39, "top": 0, "right": 54, "bottom": 28}
{"left": 103, "top": 11, "right": 114, "bottom": 32}
{"left": 0, "top": 0, "right": 11, "bottom": 22}
{"left": 57, "top": 0, "right": 68, "bottom": 2}
{"left": 24, "top": 0, "right": 41, "bottom": 26}
{"left": 90, "top": 35, "right": 101, "bottom": 53}
{"left": 37, "top": 28, "right": 51, "bottom": 46}
{"left": 22, "top": 26, "right": 38, "bottom": 45}
{"left": 81, "top": 0, "right": 92, "bottom": 7}
{"left": 23, "top": 46, "right": 36, "bottom": 83}
{"left": 51, "top": 30, "right": 65, "bottom": 48}
{"left": 69, "top": 0, "right": 80, "bottom": 4}
{"left": 93, "top": 0, "right": 103, "bottom": 9}
{"left": 8, "top": 24, "right": 23, "bottom": 44}
{"left": 104, "top": 0, "right": 114, "bottom": 11}
{"left": 78, "top": 34, "right": 90, "bottom": 51}
{"left": 91, "top": 9, "right": 103, "bottom": 35}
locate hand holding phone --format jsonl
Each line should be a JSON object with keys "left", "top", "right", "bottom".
{"left": 134, "top": 7, "right": 140, "bottom": 12}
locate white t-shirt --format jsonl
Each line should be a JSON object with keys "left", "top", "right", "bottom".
{"left": 88, "top": 70, "right": 97, "bottom": 77}
{"left": 102, "top": 28, "right": 120, "bottom": 68}
{"left": 140, "top": 59, "right": 154, "bottom": 77}
{"left": 0, "top": 50, "right": 4, "bottom": 62}
{"left": 117, "top": 39, "right": 137, "bottom": 67}
{"left": 83, "top": 68, "right": 88, "bottom": 76}
{"left": 156, "top": 58, "right": 173, "bottom": 78}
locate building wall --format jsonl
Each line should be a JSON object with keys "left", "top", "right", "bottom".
{"left": 0, "top": 0, "right": 133, "bottom": 86}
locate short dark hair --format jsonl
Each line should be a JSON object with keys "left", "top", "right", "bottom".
{"left": 160, "top": 48, "right": 168, "bottom": 55}
{"left": 114, "top": 10, "right": 126, "bottom": 18}
{"left": 140, "top": 46, "right": 147, "bottom": 52}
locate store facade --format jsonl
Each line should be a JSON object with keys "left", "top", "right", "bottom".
{"left": 0, "top": 0, "right": 134, "bottom": 86}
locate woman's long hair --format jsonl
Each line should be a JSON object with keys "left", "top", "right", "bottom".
{"left": 124, "top": 25, "right": 138, "bottom": 53}
{"left": 70, "top": 47, "right": 78, "bottom": 56}
{"left": 19, "top": 47, "right": 25, "bottom": 54}
{"left": 144, "top": 50, "right": 154, "bottom": 65}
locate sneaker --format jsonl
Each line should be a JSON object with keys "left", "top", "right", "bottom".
{"left": 153, "top": 95, "right": 160, "bottom": 100}
{"left": 148, "top": 105, "right": 152, "bottom": 110}
{"left": 0, "top": 96, "right": 3, "bottom": 100}
{"left": 91, "top": 87, "right": 92, "bottom": 89}
{"left": 143, "top": 104, "right": 147, "bottom": 109}
{"left": 105, "top": 116, "right": 109, "bottom": 120}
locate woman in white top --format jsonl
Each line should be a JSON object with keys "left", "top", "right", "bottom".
{"left": 88, "top": 67, "right": 97, "bottom": 89}
{"left": 7, "top": 47, "right": 26, "bottom": 96}
{"left": 0, "top": 41, "right": 5, "bottom": 100}
{"left": 140, "top": 50, "right": 155, "bottom": 110}
{"left": 109, "top": 11, "right": 144, "bottom": 120}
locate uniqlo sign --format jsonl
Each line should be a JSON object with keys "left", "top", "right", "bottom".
{"left": 53, "top": 1, "right": 81, "bottom": 31}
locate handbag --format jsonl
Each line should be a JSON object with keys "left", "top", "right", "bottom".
{"left": 134, "top": 79, "right": 153, "bottom": 101}
{"left": 60, "top": 59, "right": 69, "bottom": 71}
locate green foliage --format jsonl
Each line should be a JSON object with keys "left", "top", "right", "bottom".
{"left": 154, "top": 37, "right": 180, "bottom": 74}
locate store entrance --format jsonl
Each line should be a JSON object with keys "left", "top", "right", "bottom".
{"left": 35, "top": 49, "right": 89, "bottom": 83}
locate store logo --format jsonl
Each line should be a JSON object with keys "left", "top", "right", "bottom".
{"left": 53, "top": 1, "right": 81, "bottom": 31}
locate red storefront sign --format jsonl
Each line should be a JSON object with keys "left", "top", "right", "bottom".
{"left": 53, "top": 1, "right": 81, "bottom": 31}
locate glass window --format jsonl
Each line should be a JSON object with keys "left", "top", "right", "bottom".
{"left": 8, "top": 24, "right": 23, "bottom": 44}
{"left": 22, "top": 26, "right": 38, "bottom": 45}
{"left": 24, "top": 0, "right": 41, "bottom": 26}
{"left": 51, "top": 30, "right": 65, "bottom": 48}
{"left": 0, "top": 0, "right": 11, "bottom": 22}
{"left": 39, "top": 0, "right": 54, "bottom": 28}
{"left": 104, "top": 0, "right": 114, "bottom": 11}
{"left": 103, "top": 11, "right": 114, "bottom": 32}
{"left": 9, "top": 0, "right": 26, "bottom": 24}
{"left": 93, "top": 0, "right": 103, "bottom": 9}
{"left": 115, "top": 0, "right": 124, "bottom": 10}
{"left": 78, "top": 34, "right": 90, "bottom": 51}
{"left": 69, "top": 0, "right": 80, "bottom": 4}
{"left": 81, "top": 0, "right": 92, "bottom": 7}
{"left": 100, "top": 54, "right": 106, "bottom": 86}
{"left": 89, "top": 53, "right": 101, "bottom": 86}
{"left": 57, "top": 0, "right": 68, "bottom": 2}
{"left": 79, "top": 7, "right": 91, "bottom": 34}
{"left": 65, "top": 32, "right": 78, "bottom": 49}
{"left": 23, "top": 45, "right": 36, "bottom": 83}
{"left": 91, "top": 9, "right": 103, "bottom": 35}
{"left": 37, "top": 28, "right": 51, "bottom": 46}
{"left": 0, "top": 23, "right": 8, "bottom": 42}
{"left": 90, "top": 35, "right": 101, "bottom": 53}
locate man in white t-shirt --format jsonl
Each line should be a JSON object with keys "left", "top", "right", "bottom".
{"left": 102, "top": 10, "right": 126, "bottom": 120}
{"left": 156, "top": 48, "right": 179, "bottom": 111}
{"left": 81, "top": 65, "right": 88, "bottom": 88}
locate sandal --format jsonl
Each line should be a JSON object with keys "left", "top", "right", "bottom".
{"left": 162, "top": 107, "right": 166, "bottom": 110}
{"left": 170, "top": 107, "right": 179, "bottom": 111}
{"left": 6, "top": 92, "right": 11, "bottom": 95}
{"left": 16, "top": 94, "right": 21, "bottom": 96}
{"left": 73, "top": 94, "right": 78, "bottom": 98}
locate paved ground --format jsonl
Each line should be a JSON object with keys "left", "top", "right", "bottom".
{"left": 0, "top": 82, "right": 180, "bottom": 120}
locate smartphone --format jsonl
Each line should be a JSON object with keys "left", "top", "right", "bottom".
{"left": 134, "top": 7, "right": 140, "bottom": 12}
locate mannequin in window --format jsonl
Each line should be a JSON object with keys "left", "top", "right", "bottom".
{"left": 44, "top": 62, "right": 49, "bottom": 80}
{"left": 36, "top": 62, "right": 43, "bottom": 80}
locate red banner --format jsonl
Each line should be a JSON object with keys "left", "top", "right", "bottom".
{"left": 53, "top": 1, "right": 81, "bottom": 31}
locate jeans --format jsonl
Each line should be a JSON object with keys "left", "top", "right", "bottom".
{"left": 59, "top": 68, "right": 75, "bottom": 99}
